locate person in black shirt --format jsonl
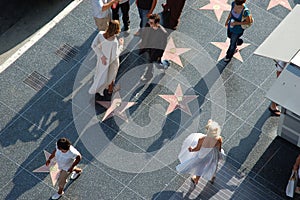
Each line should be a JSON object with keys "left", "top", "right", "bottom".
{"left": 135, "top": 0, "right": 157, "bottom": 36}
{"left": 139, "top": 14, "right": 168, "bottom": 81}
{"left": 162, "top": 0, "right": 186, "bottom": 30}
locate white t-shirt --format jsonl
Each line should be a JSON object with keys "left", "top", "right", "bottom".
{"left": 55, "top": 145, "right": 81, "bottom": 171}
{"left": 91, "top": 0, "right": 110, "bottom": 19}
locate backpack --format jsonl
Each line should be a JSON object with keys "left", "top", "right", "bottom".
{"left": 241, "top": 8, "right": 254, "bottom": 29}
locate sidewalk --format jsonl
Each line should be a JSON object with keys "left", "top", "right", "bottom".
{"left": 0, "top": 0, "right": 299, "bottom": 199}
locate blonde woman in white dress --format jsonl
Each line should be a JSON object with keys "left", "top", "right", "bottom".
{"left": 89, "top": 20, "right": 124, "bottom": 96}
{"left": 176, "top": 120, "right": 223, "bottom": 185}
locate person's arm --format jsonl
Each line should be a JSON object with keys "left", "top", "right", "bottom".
{"left": 188, "top": 137, "right": 204, "bottom": 152}
{"left": 225, "top": 13, "right": 231, "bottom": 27}
{"left": 293, "top": 155, "right": 300, "bottom": 172}
{"left": 147, "top": 0, "right": 157, "bottom": 18}
{"left": 46, "top": 149, "right": 56, "bottom": 166}
{"left": 102, "top": 0, "right": 120, "bottom": 11}
{"left": 68, "top": 155, "right": 82, "bottom": 172}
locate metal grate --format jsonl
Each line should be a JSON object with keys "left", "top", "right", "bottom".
{"left": 55, "top": 43, "right": 79, "bottom": 62}
{"left": 23, "top": 71, "right": 49, "bottom": 91}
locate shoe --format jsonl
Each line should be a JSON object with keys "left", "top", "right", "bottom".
{"left": 237, "top": 39, "right": 243, "bottom": 46}
{"left": 268, "top": 107, "right": 280, "bottom": 116}
{"left": 70, "top": 171, "right": 81, "bottom": 180}
{"left": 209, "top": 176, "right": 216, "bottom": 184}
{"left": 295, "top": 188, "right": 300, "bottom": 194}
{"left": 122, "top": 26, "right": 130, "bottom": 33}
{"left": 51, "top": 192, "right": 64, "bottom": 200}
{"left": 224, "top": 57, "right": 231, "bottom": 62}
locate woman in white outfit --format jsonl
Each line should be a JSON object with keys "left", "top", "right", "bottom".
{"left": 176, "top": 120, "right": 223, "bottom": 185}
{"left": 89, "top": 20, "right": 124, "bottom": 96}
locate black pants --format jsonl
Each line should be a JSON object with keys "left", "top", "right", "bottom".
{"left": 111, "top": 1, "right": 130, "bottom": 29}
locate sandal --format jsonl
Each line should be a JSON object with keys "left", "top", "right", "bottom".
{"left": 108, "top": 84, "right": 121, "bottom": 95}
{"left": 268, "top": 107, "right": 280, "bottom": 116}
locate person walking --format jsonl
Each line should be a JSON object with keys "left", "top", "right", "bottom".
{"left": 111, "top": 0, "right": 130, "bottom": 32}
{"left": 176, "top": 120, "right": 223, "bottom": 185}
{"left": 224, "top": 0, "right": 252, "bottom": 62}
{"left": 161, "top": 0, "right": 186, "bottom": 30}
{"left": 91, "top": 0, "right": 120, "bottom": 31}
{"left": 139, "top": 13, "right": 168, "bottom": 81}
{"left": 46, "top": 138, "right": 82, "bottom": 200}
{"left": 135, "top": 0, "right": 157, "bottom": 36}
{"left": 89, "top": 20, "right": 124, "bottom": 97}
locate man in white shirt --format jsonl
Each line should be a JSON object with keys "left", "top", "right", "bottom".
{"left": 91, "top": 0, "right": 120, "bottom": 31}
{"left": 46, "top": 138, "right": 82, "bottom": 200}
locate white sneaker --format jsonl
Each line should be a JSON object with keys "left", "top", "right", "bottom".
{"left": 51, "top": 192, "right": 64, "bottom": 200}
{"left": 70, "top": 171, "right": 80, "bottom": 180}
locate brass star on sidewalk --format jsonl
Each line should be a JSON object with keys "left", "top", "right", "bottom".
{"left": 162, "top": 37, "right": 191, "bottom": 67}
{"left": 159, "top": 84, "right": 198, "bottom": 116}
{"left": 33, "top": 150, "right": 60, "bottom": 186}
{"left": 211, "top": 38, "right": 250, "bottom": 62}
{"left": 267, "top": 0, "right": 292, "bottom": 10}
{"left": 96, "top": 92, "right": 136, "bottom": 122}
{"left": 200, "top": 0, "right": 231, "bottom": 21}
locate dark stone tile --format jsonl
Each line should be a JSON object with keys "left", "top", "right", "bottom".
{"left": 211, "top": 74, "right": 257, "bottom": 113}
{"left": 116, "top": 188, "right": 145, "bottom": 200}
{"left": 0, "top": 65, "right": 49, "bottom": 113}
{"left": 65, "top": 163, "right": 125, "bottom": 200}
{"left": 21, "top": 90, "right": 74, "bottom": 137}
{"left": 221, "top": 114, "right": 244, "bottom": 143}
{"left": 0, "top": 101, "right": 19, "bottom": 133}
{"left": 69, "top": 0, "right": 96, "bottom": 29}
{"left": 241, "top": 3, "right": 282, "bottom": 45}
{"left": 0, "top": 117, "right": 55, "bottom": 167}
{"left": 0, "top": 154, "right": 21, "bottom": 189}
{"left": 222, "top": 122, "right": 263, "bottom": 169}
{"left": 250, "top": 0, "right": 294, "bottom": 19}
{"left": 246, "top": 99, "right": 280, "bottom": 138}
{"left": 13, "top": 38, "right": 79, "bottom": 87}
{"left": 0, "top": 169, "right": 55, "bottom": 200}
{"left": 127, "top": 160, "right": 179, "bottom": 199}
{"left": 236, "top": 54, "right": 277, "bottom": 86}
{"left": 178, "top": 8, "right": 223, "bottom": 47}
{"left": 234, "top": 88, "right": 267, "bottom": 121}
{"left": 152, "top": 175, "right": 186, "bottom": 200}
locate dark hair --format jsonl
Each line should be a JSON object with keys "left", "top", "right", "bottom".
{"left": 57, "top": 138, "right": 71, "bottom": 151}
{"left": 235, "top": 0, "right": 246, "bottom": 5}
{"left": 149, "top": 13, "right": 160, "bottom": 24}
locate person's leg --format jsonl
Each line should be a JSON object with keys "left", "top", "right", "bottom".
{"left": 169, "top": 0, "right": 186, "bottom": 29}
{"left": 138, "top": 8, "right": 149, "bottom": 28}
{"left": 225, "top": 32, "right": 240, "bottom": 60}
{"left": 111, "top": 3, "right": 120, "bottom": 20}
{"left": 120, "top": 1, "right": 130, "bottom": 30}
{"left": 57, "top": 170, "right": 69, "bottom": 194}
{"left": 191, "top": 175, "right": 200, "bottom": 184}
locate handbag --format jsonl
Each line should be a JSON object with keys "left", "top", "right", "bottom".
{"left": 241, "top": 8, "right": 254, "bottom": 29}
{"left": 286, "top": 170, "right": 298, "bottom": 197}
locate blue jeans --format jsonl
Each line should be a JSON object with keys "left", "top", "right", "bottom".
{"left": 138, "top": 8, "right": 149, "bottom": 28}
{"left": 226, "top": 29, "right": 244, "bottom": 59}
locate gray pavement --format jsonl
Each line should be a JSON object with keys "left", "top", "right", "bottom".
{"left": 0, "top": 0, "right": 300, "bottom": 199}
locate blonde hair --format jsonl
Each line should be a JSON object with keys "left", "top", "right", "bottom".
{"left": 105, "top": 20, "right": 121, "bottom": 38}
{"left": 205, "top": 119, "right": 221, "bottom": 138}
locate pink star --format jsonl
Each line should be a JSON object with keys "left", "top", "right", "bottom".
{"left": 211, "top": 38, "right": 250, "bottom": 62}
{"left": 33, "top": 150, "right": 60, "bottom": 186}
{"left": 162, "top": 37, "right": 191, "bottom": 67}
{"left": 159, "top": 84, "right": 198, "bottom": 116}
{"left": 267, "top": 0, "right": 292, "bottom": 10}
{"left": 200, "top": 0, "right": 231, "bottom": 21}
{"left": 96, "top": 92, "right": 136, "bottom": 122}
